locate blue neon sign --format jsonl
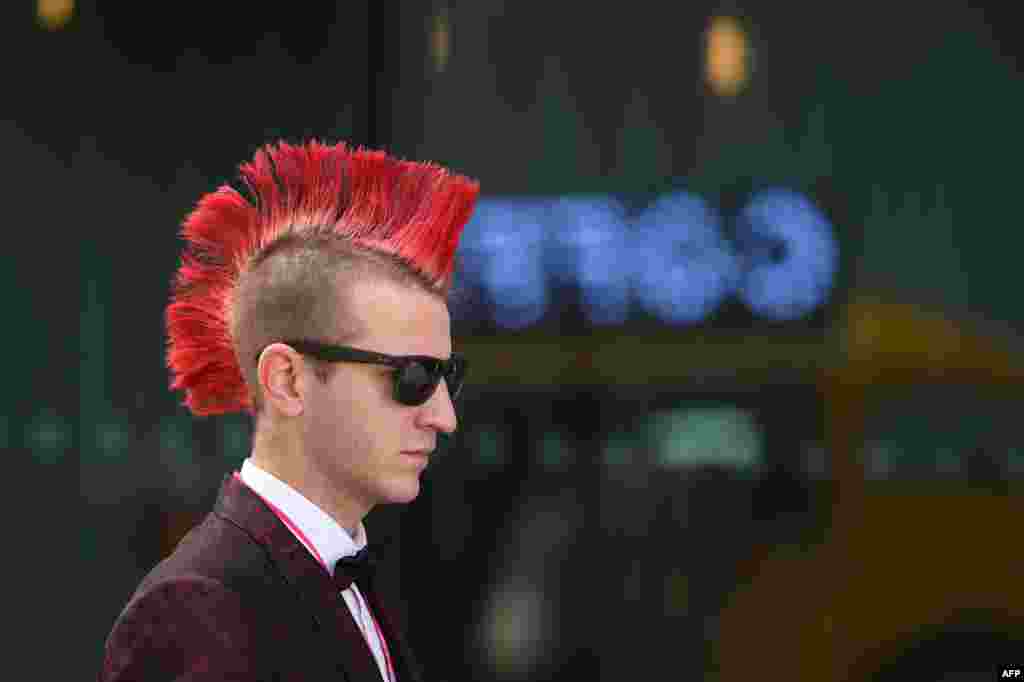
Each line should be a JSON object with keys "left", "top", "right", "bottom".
{"left": 453, "top": 188, "right": 839, "bottom": 330}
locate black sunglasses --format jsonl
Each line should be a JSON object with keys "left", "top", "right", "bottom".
{"left": 274, "top": 339, "right": 467, "bottom": 407}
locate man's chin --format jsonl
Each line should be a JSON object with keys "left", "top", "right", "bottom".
{"left": 381, "top": 478, "right": 421, "bottom": 505}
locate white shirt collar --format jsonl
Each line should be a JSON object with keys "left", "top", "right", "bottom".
{"left": 239, "top": 456, "right": 367, "bottom": 576}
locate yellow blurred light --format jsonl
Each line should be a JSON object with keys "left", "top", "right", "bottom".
{"left": 430, "top": 8, "right": 450, "bottom": 73}
{"left": 705, "top": 15, "right": 750, "bottom": 97}
{"left": 38, "top": 0, "right": 74, "bottom": 30}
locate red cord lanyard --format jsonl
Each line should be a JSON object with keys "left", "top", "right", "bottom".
{"left": 368, "top": 609, "right": 397, "bottom": 682}
{"left": 233, "top": 472, "right": 397, "bottom": 682}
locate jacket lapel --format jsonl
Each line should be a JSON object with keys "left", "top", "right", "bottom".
{"left": 212, "top": 473, "right": 385, "bottom": 682}
{"left": 361, "top": 578, "right": 425, "bottom": 682}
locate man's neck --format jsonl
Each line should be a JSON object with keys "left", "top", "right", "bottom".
{"left": 250, "top": 436, "right": 367, "bottom": 540}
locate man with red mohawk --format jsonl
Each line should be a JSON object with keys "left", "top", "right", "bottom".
{"left": 99, "top": 140, "right": 480, "bottom": 681}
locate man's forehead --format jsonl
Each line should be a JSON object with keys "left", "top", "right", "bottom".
{"left": 338, "top": 276, "right": 451, "bottom": 354}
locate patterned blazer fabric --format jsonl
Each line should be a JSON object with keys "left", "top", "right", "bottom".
{"left": 99, "top": 474, "right": 425, "bottom": 682}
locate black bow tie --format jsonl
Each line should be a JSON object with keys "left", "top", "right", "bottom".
{"left": 332, "top": 546, "right": 376, "bottom": 591}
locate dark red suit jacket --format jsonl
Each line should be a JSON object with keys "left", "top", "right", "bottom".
{"left": 99, "top": 473, "right": 426, "bottom": 682}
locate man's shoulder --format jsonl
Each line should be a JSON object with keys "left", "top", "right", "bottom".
{"left": 138, "top": 508, "right": 280, "bottom": 600}
{"left": 99, "top": 513, "right": 293, "bottom": 681}
{"left": 99, "top": 572, "right": 270, "bottom": 681}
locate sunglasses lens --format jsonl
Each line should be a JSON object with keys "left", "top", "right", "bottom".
{"left": 394, "top": 356, "right": 465, "bottom": 406}
{"left": 396, "top": 361, "right": 438, "bottom": 406}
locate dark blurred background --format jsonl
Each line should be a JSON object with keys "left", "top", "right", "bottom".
{"left": 6, "top": 0, "right": 1024, "bottom": 679}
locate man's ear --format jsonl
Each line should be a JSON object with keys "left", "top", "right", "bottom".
{"left": 257, "top": 343, "right": 307, "bottom": 418}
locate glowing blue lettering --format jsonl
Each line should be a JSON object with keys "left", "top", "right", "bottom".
{"left": 631, "top": 192, "right": 739, "bottom": 324}
{"left": 551, "top": 196, "right": 631, "bottom": 325}
{"left": 453, "top": 189, "right": 838, "bottom": 329}
{"left": 735, "top": 188, "right": 838, "bottom": 320}
{"left": 457, "top": 198, "right": 550, "bottom": 330}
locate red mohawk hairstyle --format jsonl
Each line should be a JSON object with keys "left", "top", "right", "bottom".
{"left": 166, "top": 140, "right": 480, "bottom": 416}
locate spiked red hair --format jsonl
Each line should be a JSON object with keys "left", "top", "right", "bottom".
{"left": 166, "top": 140, "right": 480, "bottom": 416}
